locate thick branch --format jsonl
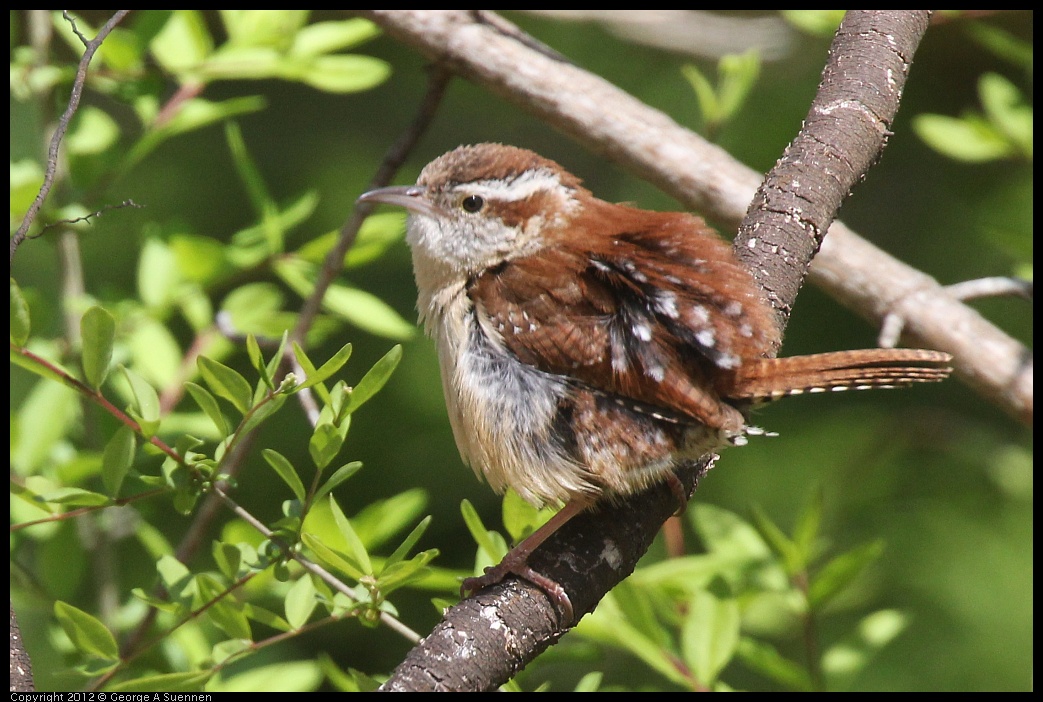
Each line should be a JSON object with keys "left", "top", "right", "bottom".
{"left": 381, "top": 461, "right": 711, "bottom": 691}
{"left": 735, "top": 12, "right": 931, "bottom": 336}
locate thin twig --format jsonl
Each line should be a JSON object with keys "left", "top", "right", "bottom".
{"left": 289, "top": 66, "right": 452, "bottom": 350}
{"left": 212, "top": 486, "right": 424, "bottom": 643}
{"left": 879, "top": 276, "right": 1033, "bottom": 348}
{"left": 10, "top": 10, "right": 132, "bottom": 265}
{"left": 287, "top": 66, "right": 451, "bottom": 421}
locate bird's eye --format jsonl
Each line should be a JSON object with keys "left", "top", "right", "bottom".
{"left": 461, "top": 195, "right": 484, "bottom": 213}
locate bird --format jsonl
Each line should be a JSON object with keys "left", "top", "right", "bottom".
{"left": 356, "top": 143, "right": 952, "bottom": 620}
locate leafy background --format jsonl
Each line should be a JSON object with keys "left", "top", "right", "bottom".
{"left": 10, "top": 10, "right": 1031, "bottom": 692}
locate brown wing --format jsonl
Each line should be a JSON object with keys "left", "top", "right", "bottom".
{"left": 466, "top": 207, "right": 780, "bottom": 432}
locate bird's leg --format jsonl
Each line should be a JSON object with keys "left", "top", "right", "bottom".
{"left": 461, "top": 496, "right": 594, "bottom": 622}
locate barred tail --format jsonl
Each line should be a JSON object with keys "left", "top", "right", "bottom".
{"left": 725, "top": 349, "right": 953, "bottom": 401}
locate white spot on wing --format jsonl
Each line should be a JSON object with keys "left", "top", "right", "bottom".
{"left": 655, "top": 291, "right": 679, "bottom": 318}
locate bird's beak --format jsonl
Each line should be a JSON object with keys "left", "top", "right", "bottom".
{"left": 356, "top": 185, "right": 442, "bottom": 218}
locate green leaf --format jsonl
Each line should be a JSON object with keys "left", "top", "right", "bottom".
{"left": 574, "top": 672, "right": 603, "bottom": 692}
{"left": 212, "top": 638, "right": 252, "bottom": 665}
{"left": 375, "top": 549, "right": 438, "bottom": 592}
{"left": 299, "top": 342, "right": 353, "bottom": 391}
{"left": 383, "top": 515, "right": 433, "bottom": 571}
{"left": 10, "top": 160, "right": 45, "bottom": 217}
{"left": 681, "top": 588, "right": 741, "bottom": 686}
{"left": 735, "top": 637, "right": 813, "bottom": 691}
{"left": 780, "top": 10, "right": 847, "bottom": 36}
{"left": 156, "top": 555, "right": 196, "bottom": 603}
{"left": 792, "top": 486, "right": 823, "bottom": 561}
{"left": 351, "top": 488, "right": 428, "bottom": 550}
{"left": 170, "top": 233, "right": 228, "bottom": 285}
{"left": 137, "top": 238, "right": 180, "bottom": 311}
{"left": 198, "top": 574, "right": 252, "bottom": 640}
{"left": 344, "top": 344, "right": 402, "bottom": 415}
{"left": 225, "top": 120, "right": 278, "bottom": 231}
{"left": 246, "top": 334, "right": 273, "bottom": 389}
{"left": 912, "top": 113, "right": 1013, "bottom": 162}
{"left": 822, "top": 609, "right": 909, "bottom": 689}
{"left": 297, "top": 54, "right": 391, "bottom": 94}
{"left": 682, "top": 64, "right": 719, "bottom": 124}
{"left": 80, "top": 306, "right": 116, "bottom": 389}
{"left": 309, "top": 422, "right": 345, "bottom": 470}
{"left": 295, "top": 212, "right": 405, "bottom": 269}
{"left": 9, "top": 348, "right": 68, "bottom": 387}
{"left": 242, "top": 603, "right": 291, "bottom": 632}
{"left": 808, "top": 540, "right": 885, "bottom": 608}
{"left": 501, "top": 488, "right": 554, "bottom": 543}
{"left": 285, "top": 575, "right": 318, "bottom": 629}
{"left": 229, "top": 192, "right": 319, "bottom": 268}
{"left": 324, "top": 284, "right": 415, "bottom": 340}
{"left": 717, "top": 49, "right": 760, "bottom": 124}
{"left": 291, "top": 342, "right": 329, "bottom": 404}
{"left": 10, "top": 278, "right": 31, "bottom": 345}
{"left": 978, "top": 73, "right": 1032, "bottom": 157}
{"left": 68, "top": 105, "right": 120, "bottom": 156}
{"left": 54, "top": 601, "right": 119, "bottom": 661}
{"left": 35, "top": 486, "right": 111, "bottom": 508}
{"left": 263, "top": 448, "right": 307, "bottom": 503}
{"left": 102, "top": 426, "right": 136, "bottom": 496}
{"left": 329, "top": 494, "right": 373, "bottom": 576}
{"left": 274, "top": 255, "right": 413, "bottom": 341}
{"left": 210, "top": 660, "right": 322, "bottom": 693}
{"left": 691, "top": 503, "right": 772, "bottom": 560}
{"left": 150, "top": 10, "right": 214, "bottom": 75}
{"left": 184, "top": 381, "right": 229, "bottom": 436}
{"left": 197, "top": 355, "right": 253, "bottom": 415}
{"left": 965, "top": 22, "right": 1034, "bottom": 69}
{"left": 460, "top": 499, "right": 506, "bottom": 562}
{"left": 610, "top": 580, "right": 673, "bottom": 650}
{"left": 750, "top": 504, "right": 803, "bottom": 575}
{"left": 220, "top": 10, "right": 309, "bottom": 49}
{"left": 121, "top": 365, "right": 162, "bottom": 434}
{"left": 301, "top": 533, "right": 365, "bottom": 581}
{"left": 106, "top": 671, "right": 212, "bottom": 693}
{"left": 213, "top": 541, "right": 243, "bottom": 580}
{"left": 290, "top": 18, "right": 381, "bottom": 57}
{"left": 126, "top": 316, "right": 183, "bottom": 389}
{"left": 313, "top": 462, "right": 362, "bottom": 505}
{"left": 12, "top": 379, "right": 79, "bottom": 473}
{"left": 129, "top": 96, "right": 267, "bottom": 167}
{"left": 577, "top": 593, "right": 689, "bottom": 687}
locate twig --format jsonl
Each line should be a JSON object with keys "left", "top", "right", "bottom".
{"left": 879, "top": 276, "right": 1033, "bottom": 348}
{"left": 286, "top": 66, "right": 451, "bottom": 424}
{"left": 10, "top": 10, "right": 132, "bottom": 265}
{"left": 289, "top": 67, "right": 452, "bottom": 350}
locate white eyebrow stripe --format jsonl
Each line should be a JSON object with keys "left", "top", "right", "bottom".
{"left": 461, "top": 170, "right": 567, "bottom": 202}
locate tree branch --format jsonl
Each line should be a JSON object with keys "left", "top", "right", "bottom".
{"left": 735, "top": 12, "right": 932, "bottom": 337}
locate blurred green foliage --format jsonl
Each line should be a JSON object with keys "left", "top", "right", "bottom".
{"left": 10, "top": 10, "right": 1031, "bottom": 692}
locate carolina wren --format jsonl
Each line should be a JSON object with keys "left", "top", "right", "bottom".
{"left": 357, "top": 143, "right": 951, "bottom": 618}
